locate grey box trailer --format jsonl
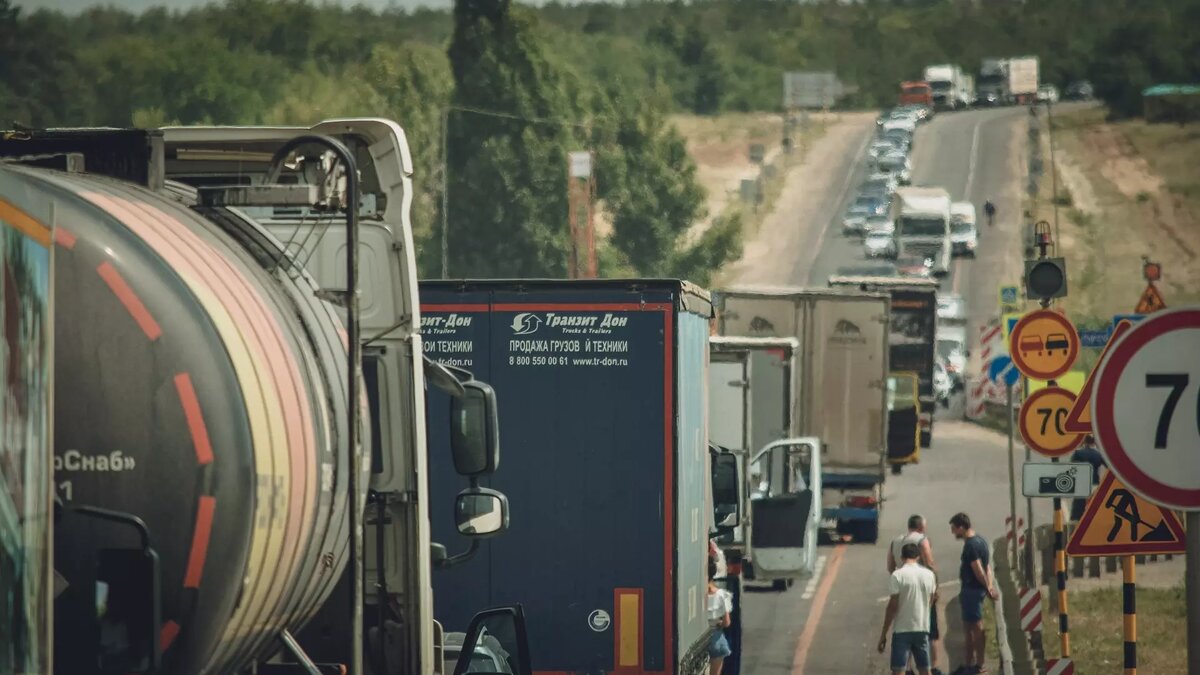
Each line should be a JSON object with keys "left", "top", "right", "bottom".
{"left": 713, "top": 287, "right": 890, "bottom": 543}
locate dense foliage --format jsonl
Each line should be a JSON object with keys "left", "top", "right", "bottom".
{"left": 3, "top": 0, "right": 1197, "bottom": 277}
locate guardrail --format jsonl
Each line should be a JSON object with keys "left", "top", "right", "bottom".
{"left": 1035, "top": 523, "right": 1174, "bottom": 589}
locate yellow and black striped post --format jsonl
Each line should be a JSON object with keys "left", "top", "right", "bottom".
{"left": 1053, "top": 492, "right": 1070, "bottom": 657}
{"left": 1124, "top": 555, "right": 1137, "bottom": 675}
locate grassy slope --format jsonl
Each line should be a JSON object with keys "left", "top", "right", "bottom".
{"left": 1024, "top": 107, "right": 1197, "bottom": 674}
{"left": 1043, "top": 108, "right": 1200, "bottom": 326}
{"left": 1039, "top": 585, "right": 1187, "bottom": 674}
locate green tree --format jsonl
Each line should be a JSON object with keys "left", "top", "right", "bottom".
{"left": 360, "top": 43, "right": 455, "bottom": 276}
{"left": 594, "top": 86, "right": 706, "bottom": 275}
{"left": 445, "top": 0, "right": 583, "bottom": 278}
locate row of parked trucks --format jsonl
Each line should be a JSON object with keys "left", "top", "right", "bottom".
{"left": 0, "top": 118, "right": 942, "bottom": 675}
{"left": 901, "top": 57, "right": 1040, "bottom": 109}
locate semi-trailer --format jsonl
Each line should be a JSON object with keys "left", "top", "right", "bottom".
{"left": 826, "top": 277, "right": 939, "bottom": 453}
{"left": 420, "top": 279, "right": 729, "bottom": 675}
{"left": 0, "top": 122, "right": 527, "bottom": 675}
{"left": 713, "top": 288, "right": 889, "bottom": 543}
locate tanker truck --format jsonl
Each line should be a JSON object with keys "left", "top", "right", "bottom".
{"left": 0, "top": 122, "right": 528, "bottom": 675}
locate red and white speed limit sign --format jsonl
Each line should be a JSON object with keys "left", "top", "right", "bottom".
{"left": 1092, "top": 306, "right": 1200, "bottom": 510}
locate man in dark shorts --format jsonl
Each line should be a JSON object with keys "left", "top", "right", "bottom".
{"left": 949, "top": 513, "right": 998, "bottom": 675}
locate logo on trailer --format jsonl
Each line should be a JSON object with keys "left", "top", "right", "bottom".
{"left": 749, "top": 316, "right": 776, "bottom": 334}
{"left": 829, "top": 319, "right": 867, "bottom": 346}
{"left": 421, "top": 313, "right": 474, "bottom": 334}
{"left": 510, "top": 313, "right": 543, "bottom": 335}
{"left": 510, "top": 311, "right": 629, "bottom": 336}
{"left": 587, "top": 609, "right": 611, "bottom": 632}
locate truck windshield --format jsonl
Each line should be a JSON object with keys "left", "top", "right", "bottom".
{"left": 951, "top": 220, "right": 974, "bottom": 234}
{"left": 930, "top": 81, "right": 952, "bottom": 92}
{"left": 898, "top": 217, "right": 947, "bottom": 237}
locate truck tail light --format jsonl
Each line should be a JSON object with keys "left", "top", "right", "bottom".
{"left": 846, "top": 495, "right": 878, "bottom": 508}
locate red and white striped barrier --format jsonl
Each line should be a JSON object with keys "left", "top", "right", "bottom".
{"left": 1005, "top": 516, "right": 1026, "bottom": 547}
{"left": 1046, "top": 658, "right": 1074, "bottom": 675}
{"left": 979, "top": 321, "right": 1003, "bottom": 362}
{"left": 1019, "top": 586, "right": 1043, "bottom": 631}
{"left": 967, "top": 320, "right": 1012, "bottom": 419}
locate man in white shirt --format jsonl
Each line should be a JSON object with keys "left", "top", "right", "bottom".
{"left": 878, "top": 543, "right": 937, "bottom": 675}
{"left": 887, "top": 514, "right": 943, "bottom": 675}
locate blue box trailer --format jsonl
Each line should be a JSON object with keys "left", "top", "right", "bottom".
{"left": 420, "top": 279, "right": 716, "bottom": 675}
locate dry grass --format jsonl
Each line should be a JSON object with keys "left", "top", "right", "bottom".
{"left": 1035, "top": 107, "right": 1200, "bottom": 327}
{"left": 1038, "top": 584, "right": 1187, "bottom": 674}
{"left": 671, "top": 112, "right": 829, "bottom": 238}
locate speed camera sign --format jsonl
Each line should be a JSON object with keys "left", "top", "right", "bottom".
{"left": 1092, "top": 307, "right": 1200, "bottom": 510}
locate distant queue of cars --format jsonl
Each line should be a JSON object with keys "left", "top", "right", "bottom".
{"left": 845, "top": 105, "right": 981, "bottom": 407}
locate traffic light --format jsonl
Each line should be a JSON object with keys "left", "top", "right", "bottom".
{"left": 1025, "top": 257, "right": 1068, "bottom": 300}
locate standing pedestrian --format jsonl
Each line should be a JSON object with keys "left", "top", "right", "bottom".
{"left": 878, "top": 542, "right": 937, "bottom": 675}
{"left": 887, "top": 515, "right": 944, "bottom": 675}
{"left": 949, "top": 513, "right": 998, "bottom": 675}
{"left": 707, "top": 557, "right": 733, "bottom": 675}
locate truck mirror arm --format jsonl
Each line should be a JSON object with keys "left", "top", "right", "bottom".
{"left": 432, "top": 539, "right": 482, "bottom": 570}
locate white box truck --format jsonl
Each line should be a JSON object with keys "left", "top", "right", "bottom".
{"left": 891, "top": 186, "right": 953, "bottom": 276}
{"left": 713, "top": 288, "right": 890, "bottom": 543}
{"left": 1009, "top": 56, "right": 1040, "bottom": 104}
{"left": 923, "top": 64, "right": 961, "bottom": 110}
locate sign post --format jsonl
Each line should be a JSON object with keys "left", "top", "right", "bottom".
{"left": 1008, "top": 384, "right": 1018, "bottom": 569}
{"left": 1090, "top": 303, "right": 1200, "bottom": 674}
{"left": 1010, "top": 305, "right": 1082, "bottom": 659}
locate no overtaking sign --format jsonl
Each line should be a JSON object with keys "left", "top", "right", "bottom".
{"left": 1092, "top": 306, "right": 1200, "bottom": 510}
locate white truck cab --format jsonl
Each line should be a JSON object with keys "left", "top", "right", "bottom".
{"left": 891, "top": 186, "right": 952, "bottom": 278}
{"left": 160, "top": 119, "right": 526, "bottom": 675}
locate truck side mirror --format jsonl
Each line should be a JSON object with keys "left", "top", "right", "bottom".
{"left": 710, "top": 452, "right": 741, "bottom": 533}
{"left": 450, "top": 380, "right": 500, "bottom": 476}
{"left": 454, "top": 605, "right": 533, "bottom": 675}
{"left": 455, "top": 487, "right": 510, "bottom": 538}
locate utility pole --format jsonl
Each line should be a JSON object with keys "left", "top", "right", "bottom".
{"left": 1045, "top": 101, "right": 1060, "bottom": 249}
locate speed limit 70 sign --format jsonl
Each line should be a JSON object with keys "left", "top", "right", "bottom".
{"left": 1092, "top": 307, "right": 1200, "bottom": 510}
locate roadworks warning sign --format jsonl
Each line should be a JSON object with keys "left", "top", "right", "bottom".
{"left": 1066, "top": 471, "right": 1186, "bottom": 556}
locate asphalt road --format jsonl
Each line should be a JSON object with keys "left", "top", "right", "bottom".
{"left": 737, "top": 106, "right": 1050, "bottom": 675}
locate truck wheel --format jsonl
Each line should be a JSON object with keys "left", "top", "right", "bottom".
{"left": 920, "top": 431, "right": 932, "bottom": 448}
{"left": 891, "top": 463, "right": 903, "bottom": 475}
{"left": 857, "top": 520, "right": 880, "bottom": 544}
{"left": 772, "top": 579, "right": 789, "bottom": 592}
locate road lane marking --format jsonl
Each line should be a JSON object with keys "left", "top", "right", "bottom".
{"left": 964, "top": 118, "right": 983, "bottom": 197}
{"left": 799, "top": 554, "right": 828, "bottom": 600}
{"left": 807, "top": 130, "right": 871, "bottom": 277}
{"left": 791, "top": 544, "right": 846, "bottom": 674}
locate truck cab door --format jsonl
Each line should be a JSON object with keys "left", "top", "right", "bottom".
{"left": 747, "top": 438, "right": 820, "bottom": 580}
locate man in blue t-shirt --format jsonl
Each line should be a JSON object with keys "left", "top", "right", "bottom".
{"left": 949, "top": 512, "right": 997, "bottom": 675}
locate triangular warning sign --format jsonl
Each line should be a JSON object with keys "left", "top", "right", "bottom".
{"left": 1063, "top": 320, "right": 1134, "bottom": 433}
{"left": 1134, "top": 284, "right": 1167, "bottom": 314}
{"left": 1067, "top": 472, "right": 1187, "bottom": 556}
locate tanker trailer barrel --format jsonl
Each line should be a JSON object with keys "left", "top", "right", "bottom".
{"left": 1, "top": 131, "right": 368, "bottom": 674}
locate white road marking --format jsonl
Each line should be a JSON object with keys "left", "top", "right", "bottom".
{"left": 800, "top": 554, "right": 828, "bottom": 600}
{"left": 806, "top": 130, "right": 872, "bottom": 275}
{"left": 964, "top": 118, "right": 983, "bottom": 197}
